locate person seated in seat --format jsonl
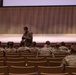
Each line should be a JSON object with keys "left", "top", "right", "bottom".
{"left": 61, "top": 46, "right": 76, "bottom": 66}
{"left": 17, "top": 41, "right": 30, "bottom": 52}
{"left": 30, "top": 41, "right": 40, "bottom": 55}
{"left": 5, "top": 41, "right": 16, "bottom": 52}
{"left": 0, "top": 41, "right": 5, "bottom": 51}
{"left": 52, "top": 42, "right": 61, "bottom": 54}
{"left": 59, "top": 42, "right": 70, "bottom": 54}
{"left": 38, "top": 41, "right": 54, "bottom": 57}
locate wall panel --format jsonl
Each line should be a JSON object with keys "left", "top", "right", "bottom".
{"left": 0, "top": 6, "right": 76, "bottom": 34}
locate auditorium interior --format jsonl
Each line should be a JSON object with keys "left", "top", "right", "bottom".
{"left": 0, "top": 0, "right": 76, "bottom": 75}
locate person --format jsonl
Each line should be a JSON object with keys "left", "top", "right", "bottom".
{"left": 38, "top": 41, "right": 54, "bottom": 57}
{"left": 17, "top": 41, "right": 30, "bottom": 52}
{"left": 5, "top": 42, "right": 16, "bottom": 52}
{"left": 52, "top": 43, "right": 61, "bottom": 54}
{"left": 22, "top": 26, "right": 33, "bottom": 47}
{"left": 61, "top": 46, "right": 76, "bottom": 67}
{"left": 59, "top": 42, "right": 70, "bottom": 54}
{"left": 30, "top": 41, "right": 40, "bottom": 55}
{"left": 0, "top": 41, "right": 5, "bottom": 51}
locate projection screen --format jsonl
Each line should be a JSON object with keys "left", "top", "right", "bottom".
{"left": 3, "top": 0, "right": 76, "bottom": 6}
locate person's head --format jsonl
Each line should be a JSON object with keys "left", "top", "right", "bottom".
{"left": 71, "top": 46, "right": 76, "bottom": 54}
{"left": 24, "top": 26, "right": 28, "bottom": 33}
{"left": 31, "top": 41, "right": 37, "bottom": 47}
{"left": 7, "top": 41, "right": 14, "bottom": 48}
{"left": 60, "top": 42, "right": 66, "bottom": 46}
{"left": 44, "top": 41, "right": 51, "bottom": 47}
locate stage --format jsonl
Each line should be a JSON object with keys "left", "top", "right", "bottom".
{"left": 0, "top": 34, "right": 76, "bottom": 43}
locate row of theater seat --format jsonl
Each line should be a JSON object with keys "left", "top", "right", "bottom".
{"left": 0, "top": 65, "right": 76, "bottom": 75}
{"left": 0, "top": 57, "right": 63, "bottom": 66}
{"left": 0, "top": 51, "right": 73, "bottom": 75}
{"left": 0, "top": 51, "right": 66, "bottom": 57}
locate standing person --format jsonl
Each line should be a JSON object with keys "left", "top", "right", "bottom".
{"left": 22, "top": 26, "right": 33, "bottom": 47}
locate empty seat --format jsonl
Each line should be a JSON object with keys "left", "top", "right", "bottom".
{"left": 0, "top": 57, "right": 5, "bottom": 61}
{"left": 21, "top": 55, "right": 35, "bottom": 57}
{"left": 0, "top": 66, "right": 8, "bottom": 75}
{"left": 27, "top": 61, "right": 47, "bottom": 66}
{"left": 9, "top": 66, "right": 36, "bottom": 74}
{"left": 5, "top": 55, "right": 20, "bottom": 58}
{"left": 47, "top": 61, "right": 61, "bottom": 66}
{"left": 27, "top": 57, "right": 45, "bottom": 61}
{"left": 65, "top": 66, "right": 76, "bottom": 75}
{"left": 38, "top": 66, "right": 62, "bottom": 75}
{"left": 40, "top": 73, "right": 68, "bottom": 75}
{"left": 55, "top": 55, "right": 66, "bottom": 58}
{"left": 72, "top": 73, "right": 76, "bottom": 75}
{"left": 6, "top": 61, "right": 25, "bottom": 67}
{"left": 27, "top": 61, "right": 47, "bottom": 70}
{"left": 46, "top": 57, "right": 63, "bottom": 62}
{"left": 6, "top": 57, "right": 25, "bottom": 61}
{"left": 0, "top": 51, "right": 4, "bottom": 57}
{"left": 0, "top": 73, "right": 4, "bottom": 75}
{"left": 9, "top": 73, "right": 36, "bottom": 75}
{"left": 0, "top": 61, "right": 5, "bottom": 66}
{"left": 5, "top": 52, "right": 19, "bottom": 55}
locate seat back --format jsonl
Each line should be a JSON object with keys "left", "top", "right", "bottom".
{"left": 65, "top": 66, "right": 76, "bottom": 75}
{"left": 0, "top": 51, "right": 4, "bottom": 57}
{"left": 38, "top": 66, "right": 62, "bottom": 74}
{"left": 47, "top": 61, "right": 61, "bottom": 66}
{"left": 0, "top": 61, "right": 5, "bottom": 66}
{"left": 0, "top": 66, "right": 8, "bottom": 75}
{"left": 55, "top": 54, "right": 66, "bottom": 57}
{"left": 40, "top": 73, "right": 68, "bottom": 75}
{"left": 6, "top": 61, "right": 25, "bottom": 67}
{"left": 27, "top": 57, "right": 45, "bottom": 61}
{"left": 72, "top": 73, "right": 76, "bottom": 75}
{"left": 6, "top": 57, "right": 25, "bottom": 61}
{"left": 0, "top": 73, "right": 4, "bottom": 75}
{"left": 9, "top": 73, "right": 36, "bottom": 75}
{"left": 46, "top": 57, "right": 63, "bottom": 62}
{"left": 9, "top": 66, "right": 36, "bottom": 73}
{"left": 0, "top": 57, "right": 5, "bottom": 61}
{"left": 27, "top": 61, "right": 47, "bottom": 70}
